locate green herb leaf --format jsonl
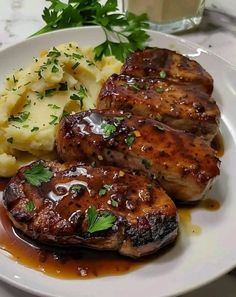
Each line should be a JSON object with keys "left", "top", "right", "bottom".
{"left": 49, "top": 115, "right": 58, "bottom": 125}
{"left": 101, "top": 123, "right": 116, "bottom": 138}
{"left": 156, "top": 87, "right": 164, "bottom": 93}
{"left": 9, "top": 111, "right": 30, "bottom": 123}
{"left": 7, "top": 137, "right": 13, "bottom": 144}
{"left": 99, "top": 184, "right": 112, "bottom": 196}
{"left": 24, "top": 164, "right": 54, "bottom": 186}
{"left": 52, "top": 65, "right": 59, "bottom": 73}
{"left": 159, "top": 70, "right": 167, "bottom": 79}
{"left": 142, "top": 159, "right": 152, "bottom": 169}
{"left": 32, "top": 0, "right": 150, "bottom": 62}
{"left": 31, "top": 127, "right": 39, "bottom": 132}
{"left": 110, "top": 198, "right": 118, "bottom": 208}
{"left": 70, "top": 85, "right": 87, "bottom": 109}
{"left": 72, "top": 61, "right": 80, "bottom": 70}
{"left": 45, "top": 88, "right": 56, "bottom": 97}
{"left": 87, "top": 206, "right": 116, "bottom": 233}
{"left": 25, "top": 201, "right": 35, "bottom": 212}
{"left": 125, "top": 133, "right": 135, "bottom": 146}
{"left": 48, "top": 104, "right": 60, "bottom": 109}
{"left": 59, "top": 82, "right": 68, "bottom": 91}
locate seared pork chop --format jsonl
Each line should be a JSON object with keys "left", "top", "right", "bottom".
{"left": 121, "top": 47, "right": 213, "bottom": 95}
{"left": 3, "top": 161, "right": 178, "bottom": 258}
{"left": 57, "top": 110, "right": 220, "bottom": 202}
{"left": 98, "top": 74, "right": 220, "bottom": 141}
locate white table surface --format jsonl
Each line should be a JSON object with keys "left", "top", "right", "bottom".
{"left": 0, "top": 0, "right": 235, "bottom": 296}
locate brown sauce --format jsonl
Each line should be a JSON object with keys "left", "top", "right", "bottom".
{"left": 211, "top": 131, "right": 224, "bottom": 157}
{"left": 0, "top": 179, "right": 147, "bottom": 279}
{"left": 178, "top": 198, "right": 221, "bottom": 235}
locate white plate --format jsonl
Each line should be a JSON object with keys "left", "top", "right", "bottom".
{"left": 0, "top": 27, "right": 236, "bottom": 297}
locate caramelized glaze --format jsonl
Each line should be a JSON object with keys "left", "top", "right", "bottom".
{"left": 0, "top": 201, "right": 144, "bottom": 279}
{"left": 0, "top": 131, "right": 223, "bottom": 279}
{"left": 211, "top": 131, "right": 224, "bottom": 157}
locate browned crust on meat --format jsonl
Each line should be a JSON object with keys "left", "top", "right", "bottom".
{"left": 98, "top": 74, "right": 220, "bottom": 141}
{"left": 57, "top": 110, "right": 220, "bottom": 202}
{"left": 3, "top": 160, "right": 178, "bottom": 258}
{"left": 121, "top": 47, "right": 213, "bottom": 95}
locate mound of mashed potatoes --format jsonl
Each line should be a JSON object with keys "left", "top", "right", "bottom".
{"left": 0, "top": 42, "right": 122, "bottom": 177}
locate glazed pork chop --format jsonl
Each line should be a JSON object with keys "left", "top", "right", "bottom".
{"left": 3, "top": 160, "right": 178, "bottom": 258}
{"left": 98, "top": 74, "right": 220, "bottom": 141}
{"left": 57, "top": 110, "right": 220, "bottom": 202}
{"left": 121, "top": 47, "right": 213, "bottom": 95}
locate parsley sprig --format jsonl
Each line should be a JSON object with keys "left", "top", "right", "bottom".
{"left": 24, "top": 164, "right": 54, "bottom": 186}
{"left": 87, "top": 206, "right": 116, "bottom": 233}
{"left": 32, "top": 0, "right": 149, "bottom": 62}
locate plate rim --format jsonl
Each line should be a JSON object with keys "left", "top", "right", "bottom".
{"left": 0, "top": 26, "right": 236, "bottom": 297}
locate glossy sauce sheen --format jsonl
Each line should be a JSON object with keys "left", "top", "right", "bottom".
{"left": 0, "top": 134, "right": 223, "bottom": 279}
{"left": 0, "top": 178, "right": 144, "bottom": 279}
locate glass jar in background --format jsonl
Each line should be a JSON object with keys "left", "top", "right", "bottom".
{"left": 122, "top": 0, "right": 205, "bottom": 33}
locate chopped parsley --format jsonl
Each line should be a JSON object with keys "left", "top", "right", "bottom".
{"left": 72, "top": 53, "right": 83, "bottom": 60}
{"left": 114, "top": 116, "right": 124, "bottom": 123}
{"left": 45, "top": 88, "right": 56, "bottom": 97}
{"left": 159, "top": 70, "right": 167, "bottom": 79}
{"left": 51, "top": 65, "right": 59, "bottom": 73}
{"left": 99, "top": 184, "right": 112, "bottom": 196}
{"left": 59, "top": 82, "right": 68, "bottom": 91}
{"left": 13, "top": 75, "right": 18, "bottom": 84}
{"left": 156, "top": 87, "right": 164, "bottom": 93}
{"left": 31, "top": 127, "right": 39, "bottom": 132}
{"left": 70, "top": 85, "right": 87, "bottom": 109}
{"left": 23, "top": 99, "right": 31, "bottom": 108}
{"left": 9, "top": 111, "right": 30, "bottom": 123}
{"left": 48, "top": 104, "right": 60, "bottom": 109}
{"left": 87, "top": 206, "right": 116, "bottom": 233}
{"left": 47, "top": 47, "right": 61, "bottom": 58}
{"left": 142, "top": 159, "right": 152, "bottom": 169}
{"left": 110, "top": 198, "right": 118, "bottom": 208}
{"left": 125, "top": 133, "right": 135, "bottom": 147}
{"left": 25, "top": 201, "right": 35, "bottom": 212}
{"left": 72, "top": 62, "right": 80, "bottom": 70}
{"left": 86, "top": 59, "right": 95, "bottom": 66}
{"left": 7, "top": 137, "right": 13, "bottom": 144}
{"left": 49, "top": 115, "right": 58, "bottom": 125}
{"left": 23, "top": 164, "right": 54, "bottom": 186}
{"left": 101, "top": 123, "right": 116, "bottom": 138}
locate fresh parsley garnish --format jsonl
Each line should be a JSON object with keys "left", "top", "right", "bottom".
{"left": 72, "top": 61, "right": 80, "bottom": 70}
{"left": 70, "top": 85, "right": 87, "bottom": 109}
{"left": 142, "top": 159, "right": 152, "bottom": 169}
{"left": 51, "top": 65, "right": 59, "bottom": 73}
{"left": 87, "top": 206, "right": 116, "bottom": 233}
{"left": 59, "top": 82, "right": 68, "bottom": 91}
{"left": 9, "top": 111, "right": 30, "bottom": 123}
{"left": 159, "top": 70, "right": 167, "bottom": 79}
{"left": 125, "top": 133, "right": 135, "bottom": 146}
{"left": 32, "top": 0, "right": 149, "bottom": 62}
{"left": 45, "top": 88, "right": 56, "bottom": 97}
{"left": 47, "top": 47, "right": 61, "bottom": 58}
{"left": 25, "top": 201, "right": 35, "bottom": 212}
{"left": 24, "top": 164, "right": 54, "bottom": 186}
{"left": 31, "top": 126, "right": 39, "bottom": 132}
{"left": 101, "top": 123, "right": 116, "bottom": 138}
{"left": 49, "top": 115, "right": 58, "bottom": 125}
{"left": 99, "top": 184, "right": 112, "bottom": 196}
{"left": 48, "top": 104, "right": 60, "bottom": 109}
{"left": 110, "top": 198, "right": 118, "bottom": 208}
{"left": 7, "top": 137, "right": 13, "bottom": 144}
{"left": 156, "top": 87, "right": 164, "bottom": 93}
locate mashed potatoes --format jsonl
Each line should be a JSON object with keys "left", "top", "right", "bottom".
{"left": 0, "top": 42, "right": 122, "bottom": 177}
